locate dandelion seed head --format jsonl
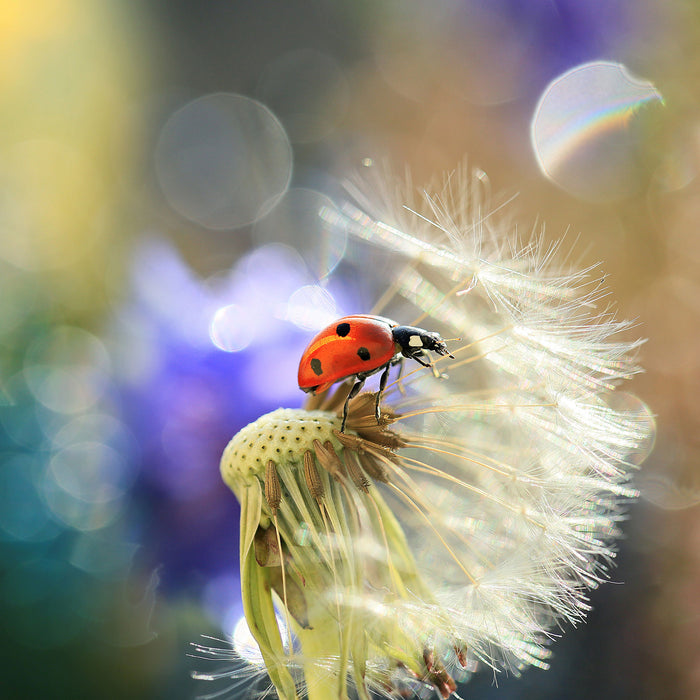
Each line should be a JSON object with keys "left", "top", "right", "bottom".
{"left": 220, "top": 409, "right": 343, "bottom": 494}
{"left": 208, "top": 163, "right": 655, "bottom": 700}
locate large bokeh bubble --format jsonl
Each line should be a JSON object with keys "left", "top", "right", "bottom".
{"left": 23, "top": 326, "right": 110, "bottom": 415}
{"left": 531, "top": 61, "right": 663, "bottom": 202}
{"left": 155, "top": 93, "right": 293, "bottom": 230}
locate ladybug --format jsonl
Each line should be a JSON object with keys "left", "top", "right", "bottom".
{"left": 298, "top": 315, "right": 454, "bottom": 432}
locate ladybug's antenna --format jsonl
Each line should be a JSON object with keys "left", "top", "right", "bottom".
{"left": 436, "top": 337, "right": 461, "bottom": 361}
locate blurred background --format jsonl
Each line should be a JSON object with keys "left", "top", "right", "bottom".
{"left": 0, "top": 1, "right": 698, "bottom": 698}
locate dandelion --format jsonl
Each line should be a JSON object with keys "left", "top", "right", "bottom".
{"left": 212, "top": 164, "right": 655, "bottom": 699}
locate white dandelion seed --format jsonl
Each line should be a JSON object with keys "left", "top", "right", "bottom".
{"left": 208, "top": 163, "right": 655, "bottom": 700}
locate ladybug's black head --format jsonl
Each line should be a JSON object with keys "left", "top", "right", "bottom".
{"left": 391, "top": 325, "right": 454, "bottom": 359}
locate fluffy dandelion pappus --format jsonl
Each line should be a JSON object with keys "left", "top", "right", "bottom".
{"left": 213, "top": 164, "right": 655, "bottom": 700}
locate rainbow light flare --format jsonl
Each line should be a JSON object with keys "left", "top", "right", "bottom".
{"left": 531, "top": 61, "right": 663, "bottom": 182}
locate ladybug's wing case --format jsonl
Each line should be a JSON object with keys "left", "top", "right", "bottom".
{"left": 297, "top": 316, "right": 397, "bottom": 392}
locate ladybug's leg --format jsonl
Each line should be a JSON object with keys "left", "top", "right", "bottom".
{"left": 341, "top": 376, "right": 365, "bottom": 433}
{"left": 409, "top": 351, "right": 443, "bottom": 379}
{"left": 375, "top": 363, "right": 393, "bottom": 422}
{"left": 409, "top": 351, "right": 432, "bottom": 368}
{"left": 393, "top": 357, "right": 407, "bottom": 395}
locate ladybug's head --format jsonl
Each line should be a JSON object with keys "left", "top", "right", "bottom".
{"left": 391, "top": 325, "right": 455, "bottom": 359}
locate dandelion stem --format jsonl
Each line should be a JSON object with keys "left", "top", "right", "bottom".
{"left": 318, "top": 500, "right": 350, "bottom": 695}
{"left": 296, "top": 618, "right": 347, "bottom": 700}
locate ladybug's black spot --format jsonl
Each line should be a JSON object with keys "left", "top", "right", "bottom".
{"left": 336, "top": 322, "right": 351, "bottom": 337}
{"left": 357, "top": 346, "right": 371, "bottom": 361}
{"left": 310, "top": 358, "right": 323, "bottom": 376}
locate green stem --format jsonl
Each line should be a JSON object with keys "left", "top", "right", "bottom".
{"left": 297, "top": 615, "right": 349, "bottom": 700}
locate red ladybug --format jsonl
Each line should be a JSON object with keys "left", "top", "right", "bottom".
{"left": 298, "top": 315, "right": 454, "bottom": 431}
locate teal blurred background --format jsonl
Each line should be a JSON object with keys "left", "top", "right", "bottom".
{"left": 1, "top": 1, "right": 698, "bottom": 698}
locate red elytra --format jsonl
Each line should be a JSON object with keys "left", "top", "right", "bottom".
{"left": 298, "top": 315, "right": 397, "bottom": 393}
{"left": 298, "top": 315, "right": 453, "bottom": 431}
